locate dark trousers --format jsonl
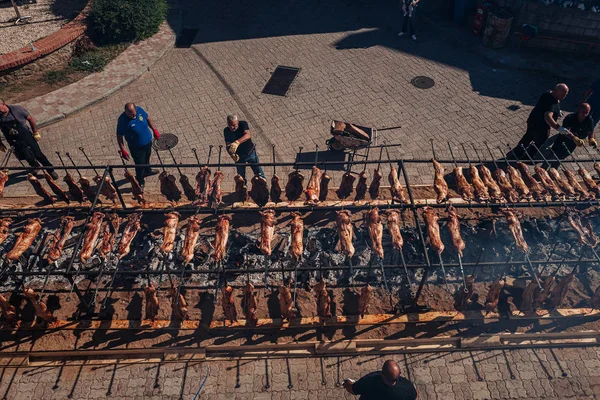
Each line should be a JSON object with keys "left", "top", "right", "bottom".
{"left": 236, "top": 151, "right": 265, "bottom": 182}
{"left": 130, "top": 142, "right": 152, "bottom": 185}
{"left": 401, "top": 14, "right": 415, "bottom": 35}
{"left": 509, "top": 126, "right": 550, "bottom": 161}
{"left": 14, "top": 136, "right": 55, "bottom": 173}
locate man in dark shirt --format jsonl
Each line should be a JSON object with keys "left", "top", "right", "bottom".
{"left": 0, "top": 98, "right": 57, "bottom": 179}
{"left": 223, "top": 115, "right": 264, "bottom": 182}
{"left": 343, "top": 360, "right": 417, "bottom": 400}
{"left": 510, "top": 83, "right": 568, "bottom": 159}
{"left": 549, "top": 103, "right": 595, "bottom": 166}
{"left": 583, "top": 78, "right": 600, "bottom": 132}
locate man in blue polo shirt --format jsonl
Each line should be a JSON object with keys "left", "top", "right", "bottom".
{"left": 116, "top": 103, "right": 161, "bottom": 186}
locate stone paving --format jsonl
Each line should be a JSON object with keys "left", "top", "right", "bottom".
{"left": 3, "top": 348, "right": 600, "bottom": 399}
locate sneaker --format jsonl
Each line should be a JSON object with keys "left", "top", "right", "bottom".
{"left": 146, "top": 169, "right": 160, "bottom": 176}
{"left": 411, "top": 34, "right": 417, "bottom": 41}
{"left": 49, "top": 171, "right": 59, "bottom": 180}
{"left": 398, "top": 32, "right": 405, "bottom": 37}
{"left": 32, "top": 169, "right": 44, "bottom": 178}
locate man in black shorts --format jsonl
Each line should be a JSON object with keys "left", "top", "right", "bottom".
{"left": 343, "top": 360, "right": 417, "bottom": 400}
{"left": 548, "top": 103, "right": 595, "bottom": 167}
{"left": 223, "top": 114, "right": 264, "bottom": 182}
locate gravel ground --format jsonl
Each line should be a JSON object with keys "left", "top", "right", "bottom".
{"left": 0, "top": 0, "right": 87, "bottom": 55}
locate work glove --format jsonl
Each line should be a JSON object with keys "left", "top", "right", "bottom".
{"left": 558, "top": 126, "right": 569, "bottom": 135}
{"left": 33, "top": 131, "right": 41, "bottom": 141}
{"left": 152, "top": 128, "right": 161, "bottom": 140}
{"left": 574, "top": 137, "right": 585, "bottom": 147}
{"left": 229, "top": 140, "right": 240, "bottom": 155}
{"left": 0, "top": 143, "right": 6, "bottom": 153}
{"left": 590, "top": 138, "right": 598, "bottom": 148}
{"left": 227, "top": 145, "right": 240, "bottom": 162}
{"left": 120, "top": 149, "right": 130, "bottom": 161}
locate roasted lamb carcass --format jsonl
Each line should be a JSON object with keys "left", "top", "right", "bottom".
{"left": 386, "top": 210, "right": 404, "bottom": 250}
{"left": 468, "top": 166, "right": 489, "bottom": 202}
{"left": 169, "top": 286, "right": 189, "bottom": 321}
{"left": 484, "top": 278, "right": 505, "bottom": 312}
{"left": 290, "top": 212, "right": 304, "bottom": 260}
{"left": 270, "top": 175, "right": 282, "bottom": 203}
{"left": 160, "top": 212, "right": 180, "bottom": 254}
{"left": 319, "top": 171, "right": 331, "bottom": 202}
{"left": 335, "top": 210, "right": 355, "bottom": 257}
{"left": 124, "top": 170, "right": 145, "bottom": 203}
{"left": 208, "top": 170, "right": 224, "bottom": 208}
{"left": 279, "top": 280, "right": 296, "bottom": 320}
{"left": 0, "top": 218, "right": 13, "bottom": 246}
{"left": 533, "top": 275, "right": 555, "bottom": 309}
{"left": 27, "top": 174, "right": 54, "bottom": 204}
{"left": 456, "top": 275, "right": 476, "bottom": 310}
{"left": 336, "top": 171, "right": 356, "bottom": 200}
{"left": 453, "top": 167, "right": 474, "bottom": 202}
{"left": 595, "top": 162, "right": 600, "bottom": 179}
{"left": 504, "top": 210, "right": 528, "bottom": 253}
{"left": 78, "top": 177, "right": 101, "bottom": 204}
{"left": 547, "top": 270, "right": 576, "bottom": 309}
{"left": 479, "top": 164, "right": 502, "bottom": 201}
{"left": 213, "top": 215, "right": 232, "bottom": 263}
{"left": 249, "top": 175, "right": 269, "bottom": 207}
{"left": 233, "top": 174, "right": 248, "bottom": 203}
{"left": 422, "top": 207, "right": 444, "bottom": 255}
{"left": 221, "top": 283, "right": 238, "bottom": 322}
{"left": 158, "top": 171, "right": 182, "bottom": 202}
{"left": 195, "top": 166, "right": 212, "bottom": 204}
{"left": 79, "top": 212, "right": 105, "bottom": 263}
{"left": 92, "top": 175, "right": 118, "bottom": 202}
{"left": 314, "top": 280, "right": 332, "bottom": 318}
{"left": 144, "top": 282, "right": 159, "bottom": 321}
{"left": 432, "top": 160, "right": 449, "bottom": 203}
{"left": 446, "top": 206, "right": 465, "bottom": 256}
{"left": 591, "top": 285, "right": 600, "bottom": 309}
{"left": 23, "top": 287, "right": 54, "bottom": 323}
{"left": 242, "top": 282, "right": 259, "bottom": 324}
{"left": 506, "top": 165, "right": 531, "bottom": 199}
{"left": 516, "top": 162, "right": 545, "bottom": 200}
{"left": 567, "top": 212, "right": 599, "bottom": 247}
{"left": 520, "top": 279, "right": 538, "bottom": 311}
{"left": 43, "top": 172, "right": 69, "bottom": 203}
{"left": 578, "top": 167, "right": 600, "bottom": 197}
{"left": 46, "top": 216, "right": 75, "bottom": 262}
{"left": 258, "top": 210, "right": 276, "bottom": 256}
{"left": 285, "top": 170, "right": 305, "bottom": 202}
{"left": 358, "top": 283, "right": 373, "bottom": 318}
{"left": 354, "top": 171, "right": 368, "bottom": 202}
{"left": 0, "top": 170, "right": 8, "bottom": 198}
{"left": 548, "top": 168, "right": 575, "bottom": 198}
{"left": 180, "top": 215, "right": 202, "bottom": 264}
{"left": 494, "top": 168, "right": 520, "bottom": 203}
{"left": 63, "top": 173, "right": 84, "bottom": 203}
{"left": 389, "top": 166, "right": 408, "bottom": 203}
{"left": 368, "top": 169, "right": 383, "bottom": 200}
{"left": 304, "top": 166, "right": 323, "bottom": 205}
{"left": 98, "top": 214, "right": 121, "bottom": 259}
{"left": 0, "top": 293, "right": 16, "bottom": 322}
{"left": 365, "top": 208, "right": 384, "bottom": 258}
{"left": 7, "top": 218, "right": 42, "bottom": 261}
{"left": 564, "top": 169, "right": 591, "bottom": 199}
{"left": 117, "top": 212, "right": 142, "bottom": 259}
{"left": 534, "top": 166, "right": 563, "bottom": 199}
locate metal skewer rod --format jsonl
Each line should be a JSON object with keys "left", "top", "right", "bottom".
{"left": 436, "top": 252, "right": 450, "bottom": 292}
{"left": 396, "top": 247, "right": 414, "bottom": 296}
{"left": 272, "top": 145, "right": 276, "bottom": 175}
{"left": 166, "top": 147, "right": 185, "bottom": 176}
{"left": 91, "top": 226, "right": 124, "bottom": 310}
{"left": 457, "top": 253, "right": 468, "bottom": 293}
{"left": 361, "top": 146, "right": 371, "bottom": 173}
{"left": 563, "top": 142, "right": 587, "bottom": 170}
{"left": 294, "top": 147, "right": 303, "bottom": 173}
{"left": 524, "top": 252, "right": 543, "bottom": 290}
{"left": 79, "top": 147, "right": 100, "bottom": 176}
{"left": 379, "top": 256, "right": 390, "bottom": 294}
{"left": 484, "top": 142, "right": 504, "bottom": 172}
{"left": 460, "top": 143, "right": 473, "bottom": 168}
{"left": 376, "top": 146, "right": 384, "bottom": 172}
{"left": 191, "top": 148, "right": 201, "bottom": 165}
{"left": 431, "top": 139, "right": 438, "bottom": 160}
{"left": 447, "top": 143, "right": 459, "bottom": 169}
{"left": 65, "top": 152, "right": 84, "bottom": 179}
{"left": 39, "top": 261, "right": 58, "bottom": 299}
{"left": 153, "top": 148, "right": 167, "bottom": 173}
{"left": 292, "top": 258, "right": 299, "bottom": 305}
{"left": 217, "top": 145, "right": 223, "bottom": 172}
{"left": 313, "top": 145, "right": 319, "bottom": 167}
{"left": 213, "top": 260, "right": 222, "bottom": 305}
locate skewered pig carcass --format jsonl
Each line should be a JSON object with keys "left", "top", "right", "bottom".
{"left": 144, "top": 282, "right": 159, "bottom": 321}
{"left": 0, "top": 294, "right": 16, "bottom": 322}
{"left": 389, "top": 166, "right": 408, "bottom": 203}
{"left": 516, "top": 162, "right": 545, "bottom": 200}
{"left": 533, "top": 275, "right": 555, "bottom": 309}
{"left": 179, "top": 173, "right": 197, "bottom": 202}
{"left": 469, "top": 166, "right": 489, "bottom": 201}
{"left": 365, "top": 208, "right": 384, "bottom": 258}
{"left": 213, "top": 215, "right": 232, "bottom": 263}
{"left": 368, "top": 169, "right": 383, "bottom": 200}
{"left": 46, "top": 216, "right": 75, "bottom": 262}
{"left": 564, "top": 169, "right": 591, "bottom": 199}
{"left": 169, "top": 286, "right": 189, "bottom": 320}
{"left": 270, "top": 175, "right": 282, "bottom": 203}
{"left": 505, "top": 210, "right": 528, "bottom": 253}
{"left": 221, "top": 283, "right": 238, "bottom": 322}
{"left": 249, "top": 175, "right": 269, "bottom": 207}
{"left": 93, "top": 175, "right": 118, "bottom": 202}
{"left": 314, "top": 280, "right": 332, "bottom": 318}
{"left": 595, "top": 162, "right": 600, "bottom": 179}
{"left": 27, "top": 174, "right": 54, "bottom": 203}
{"left": 484, "top": 278, "right": 505, "bottom": 312}
{"left": 0, "top": 218, "right": 13, "bottom": 246}
{"left": 158, "top": 171, "right": 182, "bottom": 202}
{"left": 354, "top": 171, "right": 368, "bottom": 201}
{"left": 335, "top": 210, "right": 355, "bottom": 257}
{"left": 520, "top": 279, "right": 537, "bottom": 311}
{"left": 548, "top": 168, "right": 575, "bottom": 197}
{"left": 258, "top": 210, "right": 276, "bottom": 256}
{"left": 578, "top": 167, "right": 600, "bottom": 196}
{"left": 23, "top": 287, "right": 54, "bottom": 322}
{"left": 567, "top": 212, "right": 599, "bottom": 247}
{"left": 479, "top": 164, "right": 502, "bottom": 201}
{"left": 285, "top": 170, "right": 305, "bottom": 202}
{"left": 319, "top": 171, "right": 331, "bottom": 202}
{"left": 63, "top": 173, "right": 84, "bottom": 203}
{"left": 234, "top": 174, "right": 248, "bottom": 203}
{"left": 78, "top": 177, "right": 101, "bottom": 204}
{"left": 304, "top": 166, "right": 323, "bottom": 205}
{"left": 242, "top": 282, "right": 258, "bottom": 324}
{"left": 336, "top": 171, "right": 356, "bottom": 200}
{"left": 534, "top": 166, "right": 563, "bottom": 198}
{"left": 494, "top": 168, "right": 520, "bottom": 203}
{"left": 160, "top": 212, "right": 180, "bottom": 254}
{"left": 0, "top": 170, "right": 8, "bottom": 198}
{"left": 432, "top": 160, "right": 449, "bottom": 203}
{"left": 98, "top": 214, "right": 121, "bottom": 259}
{"left": 506, "top": 165, "right": 531, "bottom": 199}
{"left": 180, "top": 215, "right": 202, "bottom": 264}
{"left": 290, "top": 212, "right": 304, "bottom": 260}
{"left": 547, "top": 270, "right": 576, "bottom": 309}
{"left": 279, "top": 280, "right": 296, "bottom": 320}
{"left": 7, "top": 218, "right": 42, "bottom": 261}
{"left": 195, "top": 166, "right": 212, "bottom": 204}
{"left": 446, "top": 206, "right": 465, "bottom": 257}
{"left": 124, "top": 169, "right": 145, "bottom": 203}
{"left": 79, "top": 212, "right": 105, "bottom": 263}
{"left": 386, "top": 210, "right": 404, "bottom": 249}
{"left": 117, "top": 212, "right": 142, "bottom": 259}
{"left": 422, "top": 207, "right": 444, "bottom": 254}
{"left": 456, "top": 275, "right": 476, "bottom": 310}
{"left": 208, "top": 170, "right": 224, "bottom": 208}
{"left": 43, "top": 172, "right": 69, "bottom": 203}
{"left": 454, "top": 167, "right": 474, "bottom": 201}
{"left": 358, "top": 283, "right": 373, "bottom": 318}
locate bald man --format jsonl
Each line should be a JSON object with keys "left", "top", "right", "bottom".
{"left": 343, "top": 360, "right": 417, "bottom": 400}
{"left": 549, "top": 103, "right": 595, "bottom": 166}
{"left": 116, "top": 103, "right": 161, "bottom": 187}
{"left": 511, "top": 83, "right": 568, "bottom": 160}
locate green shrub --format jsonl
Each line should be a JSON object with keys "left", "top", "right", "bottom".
{"left": 42, "top": 70, "right": 70, "bottom": 84}
{"left": 71, "top": 51, "right": 109, "bottom": 72}
{"left": 90, "top": 0, "right": 168, "bottom": 45}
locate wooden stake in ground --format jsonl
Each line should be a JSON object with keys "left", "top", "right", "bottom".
{"left": 10, "top": 0, "right": 31, "bottom": 24}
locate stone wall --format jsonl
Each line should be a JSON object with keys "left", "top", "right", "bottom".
{"left": 0, "top": 43, "right": 74, "bottom": 84}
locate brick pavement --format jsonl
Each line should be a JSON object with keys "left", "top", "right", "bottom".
{"left": 3, "top": 348, "right": 600, "bottom": 399}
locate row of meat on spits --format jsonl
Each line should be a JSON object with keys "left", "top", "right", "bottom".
{"left": 433, "top": 159, "right": 600, "bottom": 203}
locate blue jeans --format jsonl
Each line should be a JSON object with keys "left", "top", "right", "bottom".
{"left": 236, "top": 151, "right": 265, "bottom": 182}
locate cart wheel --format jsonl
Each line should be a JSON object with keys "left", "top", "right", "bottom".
{"left": 326, "top": 139, "right": 344, "bottom": 152}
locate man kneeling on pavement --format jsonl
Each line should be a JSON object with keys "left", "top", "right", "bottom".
{"left": 547, "top": 102, "right": 596, "bottom": 167}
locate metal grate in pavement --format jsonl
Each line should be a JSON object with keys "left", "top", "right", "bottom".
{"left": 262, "top": 66, "right": 301, "bottom": 96}
{"left": 176, "top": 28, "right": 199, "bottom": 48}
{"left": 152, "top": 133, "right": 179, "bottom": 151}
{"left": 411, "top": 76, "right": 435, "bottom": 89}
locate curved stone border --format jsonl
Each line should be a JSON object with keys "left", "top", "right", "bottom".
{"left": 0, "top": 6, "right": 89, "bottom": 72}
{"left": 20, "top": 22, "right": 176, "bottom": 127}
